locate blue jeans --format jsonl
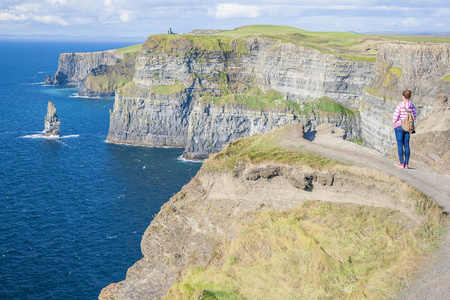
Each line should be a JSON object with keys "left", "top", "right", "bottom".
{"left": 395, "top": 126, "right": 410, "bottom": 165}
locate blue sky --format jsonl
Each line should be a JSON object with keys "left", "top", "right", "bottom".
{"left": 1, "top": 0, "right": 449, "bottom": 41}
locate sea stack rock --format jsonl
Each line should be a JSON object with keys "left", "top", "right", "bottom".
{"left": 44, "top": 74, "right": 56, "bottom": 85}
{"left": 43, "top": 101, "right": 61, "bottom": 136}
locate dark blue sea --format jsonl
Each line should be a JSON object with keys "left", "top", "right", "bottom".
{"left": 0, "top": 40, "right": 202, "bottom": 299}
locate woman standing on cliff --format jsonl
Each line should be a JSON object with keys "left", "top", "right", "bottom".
{"left": 392, "top": 89, "right": 417, "bottom": 169}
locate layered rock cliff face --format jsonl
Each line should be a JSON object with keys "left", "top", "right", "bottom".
{"left": 132, "top": 37, "right": 372, "bottom": 110}
{"left": 361, "top": 42, "right": 450, "bottom": 154}
{"left": 45, "top": 50, "right": 123, "bottom": 86}
{"left": 46, "top": 34, "right": 450, "bottom": 159}
{"left": 184, "top": 101, "right": 359, "bottom": 159}
{"left": 184, "top": 103, "right": 297, "bottom": 159}
{"left": 238, "top": 38, "right": 371, "bottom": 110}
{"left": 107, "top": 36, "right": 369, "bottom": 157}
{"left": 106, "top": 86, "right": 192, "bottom": 147}
{"left": 408, "top": 94, "right": 450, "bottom": 174}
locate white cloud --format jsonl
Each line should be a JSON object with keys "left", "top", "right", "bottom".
{"left": 14, "top": 3, "right": 42, "bottom": 14}
{"left": 47, "top": 0, "right": 67, "bottom": 5}
{"left": 33, "top": 15, "right": 69, "bottom": 25}
{"left": 431, "top": 7, "right": 450, "bottom": 17}
{"left": 119, "top": 10, "right": 134, "bottom": 22}
{"left": 0, "top": 10, "right": 69, "bottom": 25}
{"left": 0, "top": 12, "right": 27, "bottom": 21}
{"left": 402, "top": 17, "right": 420, "bottom": 27}
{"left": 211, "top": 3, "right": 261, "bottom": 19}
{"left": 103, "top": 0, "right": 116, "bottom": 15}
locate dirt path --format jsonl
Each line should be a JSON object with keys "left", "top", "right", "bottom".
{"left": 298, "top": 127, "right": 450, "bottom": 299}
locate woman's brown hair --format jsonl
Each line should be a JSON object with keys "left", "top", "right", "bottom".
{"left": 403, "top": 89, "right": 412, "bottom": 100}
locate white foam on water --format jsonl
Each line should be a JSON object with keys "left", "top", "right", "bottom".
{"left": 21, "top": 133, "right": 80, "bottom": 139}
{"left": 177, "top": 155, "right": 204, "bottom": 163}
{"left": 69, "top": 93, "right": 103, "bottom": 99}
{"left": 105, "top": 140, "right": 172, "bottom": 149}
{"left": 21, "top": 133, "right": 59, "bottom": 139}
{"left": 61, "top": 135, "right": 80, "bottom": 139}
{"left": 22, "top": 82, "right": 46, "bottom": 86}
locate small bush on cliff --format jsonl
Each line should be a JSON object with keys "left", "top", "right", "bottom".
{"left": 382, "top": 67, "right": 403, "bottom": 87}
{"left": 363, "top": 61, "right": 402, "bottom": 100}
{"left": 347, "top": 137, "right": 363, "bottom": 145}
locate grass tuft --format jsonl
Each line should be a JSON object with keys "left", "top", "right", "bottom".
{"left": 347, "top": 138, "right": 363, "bottom": 145}
{"left": 204, "top": 126, "right": 341, "bottom": 171}
{"left": 149, "top": 84, "right": 185, "bottom": 95}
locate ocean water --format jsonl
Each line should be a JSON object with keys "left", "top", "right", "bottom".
{"left": 0, "top": 40, "right": 202, "bottom": 299}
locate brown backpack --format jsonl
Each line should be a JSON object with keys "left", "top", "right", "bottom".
{"left": 401, "top": 104, "right": 415, "bottom": 133}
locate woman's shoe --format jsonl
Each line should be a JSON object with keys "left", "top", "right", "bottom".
{"left": 395, "top": 163, "right": 405, "bottom": 168}
{"left": 405, "top": 165, "right": 409, "bottom": 169}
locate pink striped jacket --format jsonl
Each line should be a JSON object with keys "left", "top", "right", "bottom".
{"left": 393, "top": 100, "right": 417, "bottom": 128}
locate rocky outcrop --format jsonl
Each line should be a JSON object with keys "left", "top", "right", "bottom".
{"left": 45, "top": 50, "right": 123, "bottom": 86}
{"left": 100, "top": 167, "right": 341, "bottom": 299}
{"left": 183, "top": 101, "right": 359, "bottom": 158}
{"left": 361, "top": 42, "right": 450, "bottom": 154}
{"left": 409, "top": 94, "right": 450, "bottom": 174}
{"left": 43, "top": 101, "right": 60, "bottom": 136}
{"left": 184, "top": 103, "right": 297, "bottom": 158}
{"left": 78, "top": 57, "right": 136, "bottom": 97}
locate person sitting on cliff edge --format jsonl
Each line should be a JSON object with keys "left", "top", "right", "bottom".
{"left": 392, "top": 89, "right": 417, "bottom": 169}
